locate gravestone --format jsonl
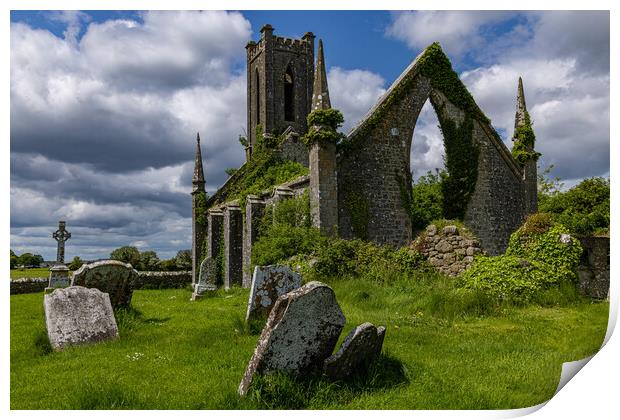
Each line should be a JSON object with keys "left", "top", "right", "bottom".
{"left": 71, "top": 260, "right": 138, "bottom": 308}
{"left": 191, "top": 257, "right": 218, "bottom": 301}
{"left": 323, "top": 322, "right": 386, "bottom": 381}
{"left": 44, "top": 286, "right": 118, "bottom": 351}
{"left": 46, "top": 264, "right": 70, "bottom": 291}
{"left": 245, "top": 265, "right": 302, "bottom": 321}
{"left": 239, "top": 281, "right": 346, "bottom": 396}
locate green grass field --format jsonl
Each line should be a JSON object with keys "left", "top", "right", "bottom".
{"left": 10, "top": 272, "right": 608, "bottom": 409}
{"left": 10, "top": 268, "right": 51, "bottom": 279}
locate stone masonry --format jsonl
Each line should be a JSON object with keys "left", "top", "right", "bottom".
{"left": 413, "top": 224, "right": 483, "bottom": 276}
{"left": 243, "top": 196, "right": 266, "bottom": 288}
{"left": 223, "top": 203, "right": 243, "bottom": 289}
{"left": 192, "top": 30, "right": 541, "bottom": 283}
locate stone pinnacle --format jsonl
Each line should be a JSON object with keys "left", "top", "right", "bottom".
{"left": 312, "top": 39, "right": 331, "bottom": 111}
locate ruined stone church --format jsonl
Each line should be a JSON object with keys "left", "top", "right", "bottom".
{"left": 190, "top": 24, "right": 539, "bottom": 287}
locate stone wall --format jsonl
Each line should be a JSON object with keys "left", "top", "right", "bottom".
{"left": 134, "top": 271, "right": 191, "bottom": 290}
{"left": 413, "top": 224, "right": 483, "bottom": 276}
{"left": 576, "top": 236, "right": 610, "bottom": 300}
{"left": 337, "top": 52, "right": 527, "bottom": 255}
{"left": 10, "top": 271, "right": 191, "bottom": 295}
{"left": 10, "top": 277, "right": 48, "bottom": 294}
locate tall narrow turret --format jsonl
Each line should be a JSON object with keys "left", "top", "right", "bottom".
{"left": 191, "top": 133, "right": 207, "bottom": 286}
{"left": 511, "top": 77, "right": 538, "bottom": 216}
{"left": 311, "top": 39, "right": 331, "bottom": 111}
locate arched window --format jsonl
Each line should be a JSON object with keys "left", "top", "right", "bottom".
{"left": 284, "top": 65, "right": 294, "bottom": 122}
{"left": 255, "top": 69, "right": 260, "bottom": 126}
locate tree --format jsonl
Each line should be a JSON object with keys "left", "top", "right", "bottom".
{"left": 410, "top": 170, "right": 445, "bottom": 230}
{"left": 10, "top": 250, "right": 17, "bottom": 269}
{"left": 17, "top": 253, "right": 39, "bottom": 267}
{"left": 68, "top": 256, "right": 84, "bottom": 271}
{"left": 110, "top": 246, "right": 141, "bottom": 268}
{"left": 138, "top": 250, "right": 160, "bottom": 271}
{"left": 175, "top": 249, "right": 192, "bottom": 270}
{"left": 159, "top": 258, "right": 177, "bottom": 272}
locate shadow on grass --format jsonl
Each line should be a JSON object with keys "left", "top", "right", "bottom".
{"left": 232, "top": 314, "right": 265, "bottom": 336}
{"left": 113, "top": 306, "right": 171, "bottom": 333}
{"left": 243, "top": 353, "right": 409, "bottom": 409}
{"left": 33, "top": 330, "right": 53, "bottom": 356}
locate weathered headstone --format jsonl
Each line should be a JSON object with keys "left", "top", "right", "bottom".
{"left": 47, "top": 264, "right": 70, "bottom": 290}
{"left": 44, "top": 286, "right": 118, "bottom": 351}
{"left": 191, "top": 257, "right": 218, "bottom": 300}
{"left": 323, "top": 322, "right": 386, "bottom": 381}
{"left": 71, "top": 260, "right": 138, "bottom": 308}
{"left": 245, "top": 265, "right": 302, "bottom": 321}
{"left": 238, "top": 281, "right": 346, "bottom": 396}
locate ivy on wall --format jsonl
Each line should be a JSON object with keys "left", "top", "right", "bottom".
{"left": 303, "top": 109, "right": 345, "bottom": 147}
{"left": 437, "top": 112, "right": 479, "bottom": 220}
{"left": 206, "top": 125, "right": 308, "bottom": 213}
{"left": 194, "top": 191, "right": 208, "bottom": 226}
{"left": 511, "top": 111, "right": 541, "bottom": 166}
{"left": 343, "top": 181, "right": 370, "bottom": 240}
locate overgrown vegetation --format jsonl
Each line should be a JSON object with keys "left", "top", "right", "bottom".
{"left": 511, "top": 111, "right": 541, "bottom": 166}
{"left": 303, "top": 108, "right": 345, "bottom": 147}
{"left": 460, "top": 214, "right": 583, "bottom": 304}
{"left": 539, "top": 176, "right": 610, "bottom": 236}
{"left": 207, "top": 126, "right": 308, "bottom": 212}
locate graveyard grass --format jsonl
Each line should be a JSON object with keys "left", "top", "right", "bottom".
{"left": 11, "top": 270, "right": 608, "bottom": 410}
{"left": 10, "top": 268, "right": 51, "bottom": 279}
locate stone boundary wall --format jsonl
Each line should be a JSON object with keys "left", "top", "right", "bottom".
{"left": 10, "top": 277, "right": 48, "bottom": 294}
{"left": 576, "top": 236, "right": 610, "bottom": 300}
{"left": 413, "top": 224, "right": 483, "bottom": 276}
{"left": 10, "top": 271, "right": 191, "bottom": 295}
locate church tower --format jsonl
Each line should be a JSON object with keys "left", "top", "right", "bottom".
{"left": 245, "top": 24, "right": 315, "bottom": 156}
{"left": 512, "top": 77, "right": 538, "bottom": 215}
{"left": 191, "top": 133, "right": 207, "bottom": 286}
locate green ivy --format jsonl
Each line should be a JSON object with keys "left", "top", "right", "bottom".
{"left": 307, "top": 109, "right": 344, "bottom": 129}
{"left": 460, "top": 215, "right": 583, "bottom": 304}
{"left": 438, "top": 113, "right": 479, "bottom": 220}
{"left": 303, "top": 109, "right": 345, "bottom": 147}
{"left": 511, "top": 111, "right": 541, "bottom": 166}
{"left": 194, "top": 191, "right": 208, "bottom": 226}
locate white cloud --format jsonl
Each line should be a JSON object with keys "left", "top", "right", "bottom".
{"left": 327, "top": 67, "right": 386, "bottom": 133}
{"left": 386, "top": 11, "right": 512, "bottom": 58}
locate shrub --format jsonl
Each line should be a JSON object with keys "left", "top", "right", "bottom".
{"left": 252, "top": 225, "right": 324, "bottom": 267}
{"left": 460, "top": 215, "right": 583, "bottom": 304}
{"left": 539, "top": 177, "right": 610, "bottom": 235}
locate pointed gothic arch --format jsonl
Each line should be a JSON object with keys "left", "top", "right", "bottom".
{"left": 337, "top": 43, "right": 530, "bottom": 255}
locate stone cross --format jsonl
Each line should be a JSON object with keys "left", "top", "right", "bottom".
{"left": 52, "top": 221, "right": 71, "bottom": 264}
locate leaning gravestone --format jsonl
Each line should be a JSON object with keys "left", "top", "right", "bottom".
{"left": 238, "top": 281, "right": 346, "bottom": 396}
{"left": 191, "top": 257, "right": 218, "bottom": 300}
{"left": 323, "top": 322, "right": 386, "bottom": 381}
{"left": 71, "top": 260, "right": 138, "bottom": 308}
{"left": 245, "top": 265, "right": 302, "bottom": 321}
{"left": 44, "top": 286, "right": 118, "bottom": 351}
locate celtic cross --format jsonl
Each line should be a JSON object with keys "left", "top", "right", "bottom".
{"left": 52, "top": 221, "right": 71, "bottom": 264}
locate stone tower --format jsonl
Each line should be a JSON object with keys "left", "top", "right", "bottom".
{"left": 309, "top": 40, "right": 338, "bottom": 235}
{"left": 191, "top": 132, "right": 207, "bottom": 286}
{"left": 245, "top": 24, "right": 315, "bottom": 155}
{"left": 513, "top": 77, "right": 538, "bottom": 215}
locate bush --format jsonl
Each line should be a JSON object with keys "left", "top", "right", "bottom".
{"left": 460, "top": 215, "right": 583, "bottom": 304}
{"left": 251, "top": 225, "right": 324, "bottom": 267}
{"left": 539, "top": 177, "right": 610, "bottom": 235}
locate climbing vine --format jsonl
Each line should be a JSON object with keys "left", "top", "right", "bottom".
{"left": 511, "top": 111, "right": 541, "bottom": 166}
{"left": 194, "top": 191, "right": 208, "bottom": 226}
{"left": 339, "top": 42, "right": 489, "bottom": 152}
{"left": 437, "top": 112, "right": 479, "bottom": 220}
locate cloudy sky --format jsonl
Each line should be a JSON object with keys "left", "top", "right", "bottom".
{"left": 9, "top": 10, "right": 610, "bottom": 261}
